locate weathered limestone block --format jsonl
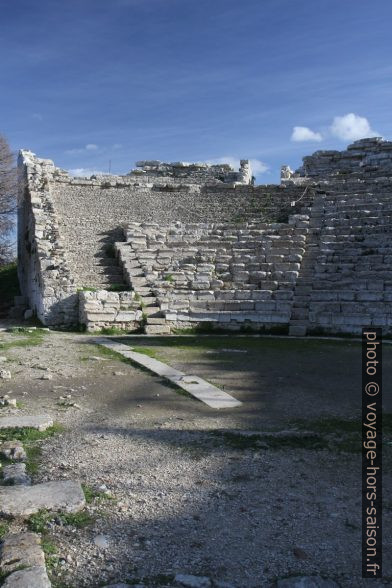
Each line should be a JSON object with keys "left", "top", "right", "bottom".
{"left": 0, "top": 480, "right": 86, "bottom": 518}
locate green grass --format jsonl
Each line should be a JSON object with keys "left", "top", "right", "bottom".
{"left": 0, "top": 262, "right": 20, "bottom": 305}
{"left": 0, "top": 424, "right": 64, "bottom": 474}
{"left": 0, "top": 328, "right": 46, "bottom": 351}
{"left": 82, "top": 484, "right": 113, "bottom": 504}
{"left": 28, "top": 509, "right": 94, "bottom": 533}
{"left": 0, "top": 424, "right": 64, "bottom": 444}
{"left": 77, "top": 287, "right": 97, "bottom": 292}
{"left": 131, "top": 346, "right": 160, "bottom": 359}
{"left": 0, "top": 521, "right": 10, "bottom": 538}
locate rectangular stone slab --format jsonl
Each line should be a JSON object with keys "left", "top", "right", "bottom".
{"left": 0, "top": 415, "right": 53, "bottom": 432}
{"left": 0, "top": 532, "right": 45, "bottom": 573}
{"left": 95, "top": 338, "right": 242, "bottom": 409}
{"left": 2, "top": 565, "right": 51, "bottom": 588}
{"left": 0, "top": 480, "right": 85, "bottom": 518}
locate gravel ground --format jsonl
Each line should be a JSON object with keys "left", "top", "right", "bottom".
{"left": 0, "top": 326, "right": 391, "bottom": 588}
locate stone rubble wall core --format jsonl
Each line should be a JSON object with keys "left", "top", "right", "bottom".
{"left": 17, "top": 138, "right": 392, "bottom": 335}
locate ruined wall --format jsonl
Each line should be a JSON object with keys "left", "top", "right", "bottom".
{"left": 293, "top": 137, "right": 392, "bottom": 180}
{"left": 18, "top": 140, "right": 392, "bottom": 335}
{"left": 17, "top": 152, "right": 79, "bottom": 326}
{"left": 49, "top": 177, "right": 308, "bottom": 291}
{"left": 127, "top": 159, "right": 252, "bottom": 185}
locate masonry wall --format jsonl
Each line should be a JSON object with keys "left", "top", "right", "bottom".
{"left": 49, "top": 179, "right": 309, "bottom": 291}
{"left": 18, "top": 141, "right": 392, "bottom": 335}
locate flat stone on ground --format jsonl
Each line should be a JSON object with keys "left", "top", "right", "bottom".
{"left": 0, "top": 480, "right": 86, "bottom": 517}
{"left": 96, "top": 339, "right": 242, "bottom": 409}
{"left": 0, "top": 532, "right": 45, "bottom": 573}
{"left": 0, "top": 415, "right": 53, "bottom": 431}
{"left": 2, "top": 565, "right": 51, "bottom": 588}
{"left": 175, "top": 574, "right": 211, "bottom": 588}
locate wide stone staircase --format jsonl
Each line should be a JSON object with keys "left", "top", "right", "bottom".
{"left": 116, "top": 219, "right": 309, "bottom": 333}
{"left": 55, "top": 220, "right": 127, "bottom": 290}
{"left": 289, "top": 183, "right": 392, "bottom": 335}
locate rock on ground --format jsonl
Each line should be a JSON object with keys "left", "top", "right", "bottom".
{"left": 0, "top": 480, "right": 85, "bottom": 517}
{"left": 2, "top": 565, "right": 51, "bottom": 588}
{"left": 0, "top": 415, "right": 53, "bottom": 431}
{"left": 175, "top": 574, "right": 212, "bottom": 588}
{"left": 0, "top": 532, "right": 45, "bottom": 573}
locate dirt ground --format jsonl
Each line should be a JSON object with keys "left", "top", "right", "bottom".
{"left": 0, "top": 325, "right": 391, "bottom": 588}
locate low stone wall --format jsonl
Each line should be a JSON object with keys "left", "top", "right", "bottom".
{"left": 79, "top": 290, "right": 143, "bottom": 332}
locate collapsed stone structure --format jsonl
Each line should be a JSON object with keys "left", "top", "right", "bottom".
{"left": 16, "top": 137, "right": 392, "bottom": 335}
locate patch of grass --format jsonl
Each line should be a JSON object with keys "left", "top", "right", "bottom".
{"left": 132, "top": 346, "right": 160, "bottom": 359}
{"left": 164, "top": 274, "right": 174, "bottom": 283}
{"left": 0, "top": 424, "right": 64, "bottom": 444}
{"left": 0, "top": 521, "right": 10, "bottom": 538}
{"left": 29, "top": 509, "right": 94, "bottom": 533}
{"left": 77, "top": 287, "right": 97, "bottom": 292}
{"left": 82, "top": 484, "right": 113, "bottom": 504}
{"left": 41, "top": 538, "right": 59, "bottom": 573}
{"left": 0, "top": 328, "right": 46, "bottom": 351}
{"left": 0, "top": 424, "right": 64, "bottom": 474}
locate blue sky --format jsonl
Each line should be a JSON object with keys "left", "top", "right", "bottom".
{"left": 1, "top": 0, "right": 391, "bottom": 183}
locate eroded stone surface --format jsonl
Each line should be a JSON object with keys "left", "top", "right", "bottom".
{"left": 0, "top": 480, "right": 85, "bottom": 517}
{"left": 0, "top": 415, "right": 53, "bottom": 431}
{"left": 2, "top": 565, "right": 51, "bottom": 588}
{"left": 0, "top": 532, "right": 45, "bottom": 573}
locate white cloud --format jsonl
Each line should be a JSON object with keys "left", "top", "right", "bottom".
{"left": 68, "top": 168, "right": 105, "bottom": 177}
{"left": 65, "top": 144, "right": 100, "bottom": 155}
{"left": 208, "top": 156, "right": 269, "bottom": 175}
{"left": 330, "top": 113, "right": 379, "bottom": 141}
{"left": 32, "top": 113, "right": 43, "bottom": 121}
{"left": 291, "top": 126, "right": 323, "bottom": 142}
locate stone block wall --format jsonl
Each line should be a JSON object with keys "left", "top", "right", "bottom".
{"left": 17, "top": 151, "right": 79, "bottom": 327}
{"left": 292, "top": 137, "right": 392, "bottom": 180}
{"left": 115, "top": 215, "right": 309, "bottom": 332}
{"left": 18, "top": 141, "right": 392, "bottom": 335}
{"left": 78, "top": 290, "right": 142, "bottom": 332}
{"left": 127, "top": 159, "right": 252, "bottom": 185}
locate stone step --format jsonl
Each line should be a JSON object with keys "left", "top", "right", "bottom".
{"left": 0, "top": 415, "right": 53, "bottom": 432}
{"left": 0, "top": 532, "right": 50, "bottom": 588}
{"left": 144, "top": 324, "right": 171, "bottom": 334}
{"left": 0, "top": 480, "right": 85, "bottom": 518}
{"left": 147, "top": 317, "right": 167, "bottom": 325}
